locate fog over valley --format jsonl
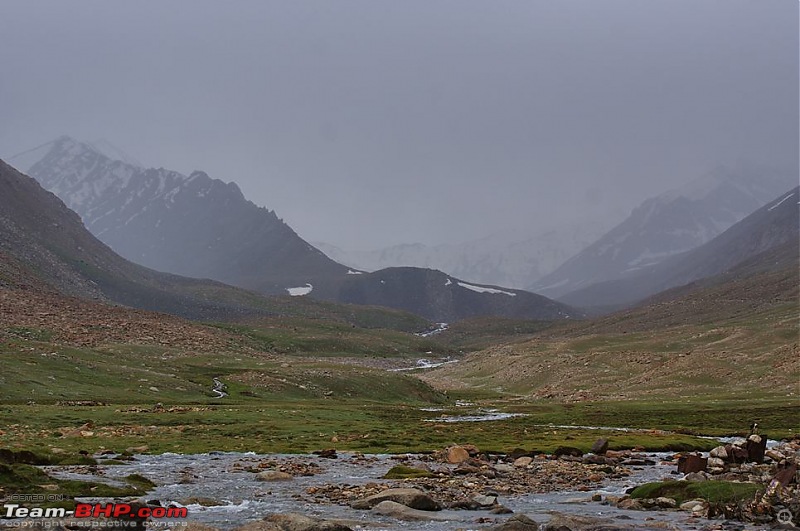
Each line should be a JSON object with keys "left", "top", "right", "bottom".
{"left": 2, "top": 0, "right": 797, "bottom": 252}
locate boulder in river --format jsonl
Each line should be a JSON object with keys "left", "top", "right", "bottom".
{"left": 488, "top": 513, "right": 539, "bottom": 530}
{"left": 312, "top": 449, "right": 338, "bottom": 459}
{"left": 350, "top": 487, "right": 442, "bottom": 511}
{"left": 370, "top": 500, "right": 451, "bottom": 521}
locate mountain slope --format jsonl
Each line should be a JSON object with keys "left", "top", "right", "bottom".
{"left": 422, "top": 245, "right": 799, "bottom": 401}
{"left": 530, "top": 166, "right": 796, "bottom": 298}
{"left": 27, "top": 136, "right": 348, "bottom": 294}
{"left": 558, "top": 187, "right": 800, "bottom": 310}
{"left": 0, "top": 158, "right": 295, "bottom": 320}
{"left": 337, "top": 267, "right": 582, "bottom": 322}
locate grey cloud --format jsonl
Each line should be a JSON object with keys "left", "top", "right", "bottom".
{"left": 1, "top": 0, "right": 797, "bottom": 248}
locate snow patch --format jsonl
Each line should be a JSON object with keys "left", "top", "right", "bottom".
{"left": 768, "top": 192, "right": 795, "bottom": 211}
{"left": 286, "top": 283, "right": 313, "bottom": 296}
{"left": 346, "top": 269, "right": 363, "bottom": 275}
{"left": 445, "top": 278, "right": 452, "bottom": 286}
{"left": 457, "top": 282, "right": 517, "bottom": 297}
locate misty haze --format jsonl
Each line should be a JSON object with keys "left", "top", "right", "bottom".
{"left": 0, "top": 1, "right": 797, "bottom": 530}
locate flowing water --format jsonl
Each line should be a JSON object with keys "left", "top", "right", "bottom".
{"left": 44, "top": 450, "right": 773, "bottom": 530}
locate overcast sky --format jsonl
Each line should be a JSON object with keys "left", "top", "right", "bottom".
{"left": 1, "top": 1, "right": 797, "bottom": 249}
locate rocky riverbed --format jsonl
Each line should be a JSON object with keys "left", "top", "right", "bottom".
{"left": 20, "top": 437, "right": 795, "bottom": 531}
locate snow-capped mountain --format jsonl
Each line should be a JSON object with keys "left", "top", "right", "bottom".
{"left": 27, "top": 136, "right": 348, "bottom": 294}
{"left": 558, "top": 186, "right": 800, "bottom": 310}
{"left": 530, "top": 165, "right": 797, "bottom": 299}
{"left": 314, "top": 222, "right": 610, "bottom": 290}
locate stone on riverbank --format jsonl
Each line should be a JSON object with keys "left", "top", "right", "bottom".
{"left": 590, "top": 438, "right": 609, "bottom": 455}
{"left": 446, "top": 445, "right": 470, "bottom": 464}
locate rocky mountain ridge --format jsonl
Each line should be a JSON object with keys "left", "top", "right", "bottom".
{"left": 530, "top": 166, "right": 796, "bottom": 299}
{"left": 558, "top": 186, "right": 800, "bottom": 310}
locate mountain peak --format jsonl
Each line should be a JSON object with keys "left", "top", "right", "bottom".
{"left": 25, "top": 140, "right": 348, "bottom": 293}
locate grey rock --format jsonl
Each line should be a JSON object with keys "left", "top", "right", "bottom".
{"left": 655, "top": 496, "right": 677, "bottom": 509}
{"left": 709, "top": 446, "right": 728, "bottom": 459}
{"left": 488, "top": 514, "right": 539, "bottom": 530}
{"left": 351, "top": 488, "right": 441, "bottom": 511}
{"left": 370, "top": 501, "right": 452, "bottom": 521}
{"left": 256, "top": 471, "right": 293, "bottom": 482}
{"left": 472, "top": 494, "right": 498, "bottom": 507}
{"left": 591, "top": 438, "right": 609, "bottom": 455}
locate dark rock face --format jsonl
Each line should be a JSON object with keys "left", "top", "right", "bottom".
{"left": 337, "top": 267, "right": 582, "bottom": 322}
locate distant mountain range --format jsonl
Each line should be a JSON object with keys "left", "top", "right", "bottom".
{"left": 19, "top": 138, "right": 580, "bottom": 322}
{"left": 314, "top": 221, "right": 610, "bottom": 290}
{"left": 558, "top": 186, "right": 799, "bottom": 310}
{"left": 530, "top": 166, "right": 796, "bottom": 300}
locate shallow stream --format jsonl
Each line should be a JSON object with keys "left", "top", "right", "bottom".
{"left": 45, "top": 450, "right": 773, "bottom": 530}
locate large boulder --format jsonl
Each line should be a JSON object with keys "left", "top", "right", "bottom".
{"left": 350, "top": 488, "right": 441, "bottom": 511}
{"left": 488, "top": 514, "right": 539, "bottom": 530}
{"left": 513, "top": 456, "right": 533, "bottom": 467}
{"left": 370, "top": 501, "right": 451, "bottom": 522}
{"left": 553, "top": 446, "right": 583, "bottom": 458}
{"left": 446, "top": 445, "right": 470, "bottom": 464}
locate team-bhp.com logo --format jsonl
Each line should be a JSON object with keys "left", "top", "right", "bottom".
{"left": 4, "top": 503, "right": 187, "bottom": 519}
